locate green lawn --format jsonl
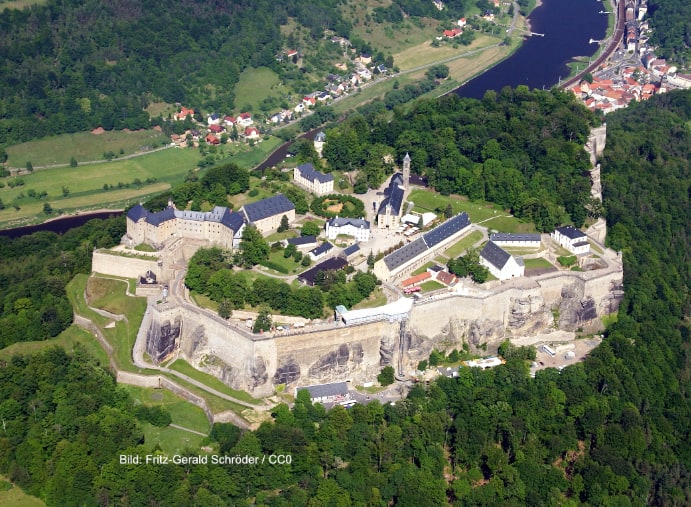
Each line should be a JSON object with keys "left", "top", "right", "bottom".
{"left": 523, "top": 257, "right": 555, "bottom": 270}
{"left": 140, "top": 423, "right": 207, "bottom": 455}
{"left": 444, "top": 230, "right": 484, "bottom": 258}
{"left": 408, "top": 189, "right": 535, "bottom": 233}
{"left": 67, "top": 274, "right": 150, "bottom": 374}
{"left": 86, "top": 277, "right": 138, "bottom": 315}
{"left": 411, "top": 261, "right": 437, "bottom": 276}
{"left": 0, "top": 476, "right": 46, "bottom": 507}
{"left": 122, "top": 384, "right": 210, "bottom": 434}
{"left": 420, "top": 280, "right": 445, "bottom": 292}
{"left": 234, "top": 67, "right": 287, "bottom": 112}
{"left": 169, "top": 359, "right": 262, "bottom": 405}
{"left": 0, "top": 325, "right": 109, "bottom": 367}
{"left": 6, "top": 129, "right": 169, "bottom": 168}
{"left": 351, "top": 288, "right": 388, "bottom": 309}
{"left": 0, "top": 148, "right": 201, "bottom": 227}
{"left": 229, "top": 137, "right": 283, "bottom": 169}
{"left": 260, "top": 249, "right": 303, "bottom": 274}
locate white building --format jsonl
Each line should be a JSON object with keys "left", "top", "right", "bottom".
{"left": 551, "top": 226, "right": 590, "bottom": 255}
{"left": 293, "top": 163, "right": 334, "bottom": 196}
{"left": 479, "top": 241, "right": 525, "bottom": 281}
{"left": 489, "top": 233, "right": 541, "bottom": 248}
{"left": 325, "top": 216, "right": 370, "bottom": 242}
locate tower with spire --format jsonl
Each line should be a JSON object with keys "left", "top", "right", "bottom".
{"left": 402, "top": 152, "right": 411, "bottom": 187}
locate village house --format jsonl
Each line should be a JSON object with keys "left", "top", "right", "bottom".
{"left": 174, "top": 107, "right": 194, "bottom": 121}
{"left": 309, "top": 241, "right": 334, "bottom": 261}
{"left": 237, "top": 112, "right": 253, "bottom": 127}
{"left": 244, "top": 127, "right": 260, "bottom": 141}
{"left": 207, "top": 113, "right": 221, "bottom": 126}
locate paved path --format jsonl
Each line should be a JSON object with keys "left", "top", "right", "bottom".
{"left": 8, "top": 145, "right": 173, "bottom": 172}
{"left": 169, "top": 423, "right": 208, "bottom": 437}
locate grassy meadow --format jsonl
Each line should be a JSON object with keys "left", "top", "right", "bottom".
{"left": 0, "top": 476, "right": 46, "bottom": 507}
{"left": 407, "top": 189, "right": 535, "bottom": 233}
{"left": 5, "top": 129, "right": 169, "bottom": 168}
{"left": 0, "top": 148, "right": 200, "bottom": 227}
{"left": 234, "top": 67, "right": 292, "bottom": 112}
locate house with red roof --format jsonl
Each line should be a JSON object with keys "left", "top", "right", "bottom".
{"left": 205, "top": 134, "right": 220, "bottom": 145}
{"left": 208, "top": 124, "right": 223, "bottom": 134}
{"left": 174, "top": 107, "right": 195, "bottom": 121}
{"left": 237, "top": 112, "right": 253, "bottom": 127}
{"left": 244, "top": 127, "right": 259, "bottom": 140}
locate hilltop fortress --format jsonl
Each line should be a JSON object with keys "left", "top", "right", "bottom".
{"left": 93, "top": 125, "right": 620, "bottom": 396}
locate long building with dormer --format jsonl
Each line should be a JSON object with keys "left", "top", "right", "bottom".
{"left": 125, "top": 204, "right": 245, "bottom": 250}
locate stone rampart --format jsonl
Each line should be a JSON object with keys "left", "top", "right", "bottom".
{"left": 92, "top": 250, "right": 163, "bottom": 280}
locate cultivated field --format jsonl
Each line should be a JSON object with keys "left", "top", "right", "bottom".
{"left": 6, "top": 129, "right": 169, "bottom": 168}
{"left": 0, "top": 148, "right": 200, "bottom": 227}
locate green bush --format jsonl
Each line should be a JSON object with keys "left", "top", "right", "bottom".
{"left": 557, "top": 255, "right": 577, "bottom": 267}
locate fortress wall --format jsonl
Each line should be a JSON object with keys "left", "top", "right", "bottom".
{"left": 92, "top": 251, "right": 161, "bottom": 280}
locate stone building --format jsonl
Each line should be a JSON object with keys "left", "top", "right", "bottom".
{"left": 293, "top": 163, "right": 334, "bottom": 196}
{"left": 373, "top": 213, "right": 471, "bottom": 281}
{"left": 240, "top": 194, "right": 296, "bottom": 235}
{"left": 479, "top": 241, "right": 525, "bottom": 281}
{"left": 325, "top": 216, "right": 370, "bottom": 242}
{"left": 551, "top": 226, "right": 590, "bottom": 255}
{"left": 126, "top": 203, "right": 245, "bottom": 250}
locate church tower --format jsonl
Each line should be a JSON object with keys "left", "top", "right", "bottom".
{"left": 402, "top": 152, "right": 411, "bottom": 187}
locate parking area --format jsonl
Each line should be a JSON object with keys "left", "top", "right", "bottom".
{"left": 530, "top": 337, "right": 602, "bottom": 375}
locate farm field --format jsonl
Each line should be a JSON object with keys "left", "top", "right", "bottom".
{"left": 5, "top": 129, "right": 169, "bottom": 168}
{"left": 0, "top": 148, "right": 200, "bottom": 227}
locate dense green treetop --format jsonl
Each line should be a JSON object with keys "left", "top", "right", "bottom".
{"left": 647, "top": 0, "right": 691, "bottom": 66}
{"left": 0, "top": 0, "right": 349, "bottom": 145}
{"left": 326, "top": 87, "right": 598, "bottom": 230}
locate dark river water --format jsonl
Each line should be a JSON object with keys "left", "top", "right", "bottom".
{"left": 456, "top": 0, "right": 608, "bottom": 98}
{"left": 1, "top": 0, "right": 607, "bottom": 238}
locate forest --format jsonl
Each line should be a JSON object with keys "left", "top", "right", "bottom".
{"left": 647, "top": 0, "right": 691, "bottom": 66}
{"left": 0, "top": 0, "right": 349, "bottom": 145}
{"left": 324, "top": 87, "right": 599, "bottom": 231}
{"left": 0, "top": 88, "right": 688, "bottom": 506}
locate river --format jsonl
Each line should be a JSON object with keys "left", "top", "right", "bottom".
{"left": 1, "top": 0, "right": 608, "bottom": 238}
{"left": 456, "top": 0, "right": 608, "bottom": 99}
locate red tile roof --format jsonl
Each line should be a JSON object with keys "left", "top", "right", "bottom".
{"left": 401, "top": 272, "right": 431, "bottom": 287}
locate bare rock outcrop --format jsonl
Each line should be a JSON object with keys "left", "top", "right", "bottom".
{"left": 146, "top": 316, "right": 181, "bottom": 363}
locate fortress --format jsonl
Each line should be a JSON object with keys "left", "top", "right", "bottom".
{"left": 93, "top": 125, "right": 620, "bottom": 396}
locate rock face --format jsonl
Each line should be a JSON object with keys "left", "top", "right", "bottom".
{"left": 146, "top": 317, "right": 181, "bottom": 363}
{"left": 273, "top": 357, "right": 301, "bottom": 385}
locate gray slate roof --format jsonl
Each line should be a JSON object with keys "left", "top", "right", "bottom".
{"left": 490, "top": 233, "right": 541, "bottom": 243}
{"left": 297, "top": 163, "right": 334, "bottom": 184}
{"left": 423, "top": 212, "right": 470, "bottom": 248}
{"left": 297, "top": 382, "right": 348, "bottom": 399}
{"left": 480, "top": 241, "right": 512, "bottom": 270}
{"left": 127, "top": 204, "right": 245, "bottom": 232}
{"left": 328, "top": 216, "right": 370, "bottom": 229}
{"left": 379, "top": 173, "right": 405, "bottom": 216}
{"left": 287, "top": 235, "right": 318, "bottom": 246}
{"left": 555, "top": 226, "right": 586, "bottom": 240}
{"left": 298, "top": 257, "right": 349, "bottom": 286}
{"left": 342, "top": 244, "right": 360, "bottom": 256}
{"left": 310, "top": 242, "right": 333, "bottom": 257}
{"left": 242, "top": 194, "right": 295, "bottom": 223}
{"left": 384, "top": 237, "right": 428, "bottom": 271}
